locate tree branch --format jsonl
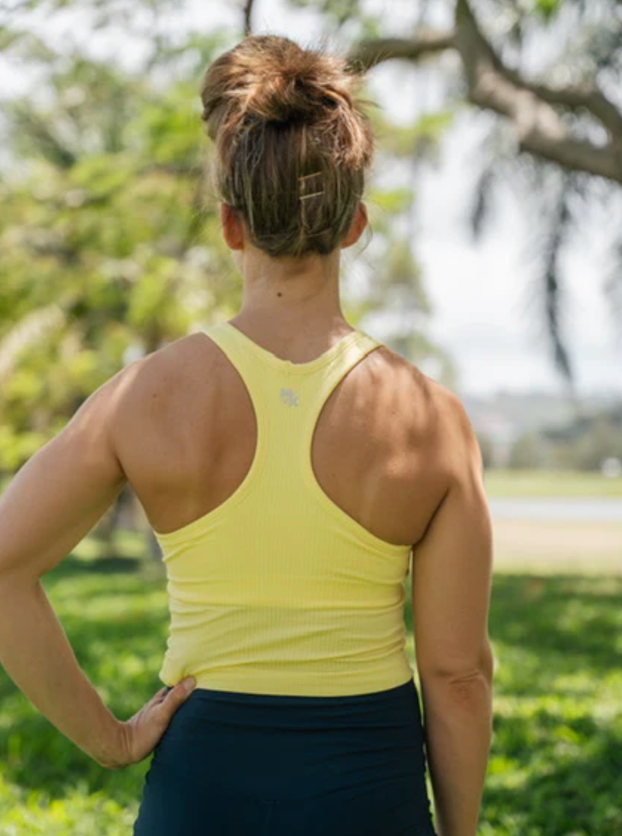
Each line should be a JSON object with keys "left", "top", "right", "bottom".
{"left": 454, "top": 0, "right": 622, "bottom": 183}
{"left": 516, "top": 78, "right": 622, "bottom": 139}
{"left": 242, "top": 0, "right": 256, "bottom": 36}
{"left": 345, "top": 1, "right": 622, "bottom": 186}
{"left": 346, "top": 31, "right": 456, "bottom": 73}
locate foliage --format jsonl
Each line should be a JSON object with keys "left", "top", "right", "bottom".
{"left": 0, "top": 8, "right": 455, "bottom": 474}
{"left": 504, "top": 405, "right": 622, "bottom": 472}
{"left": 287, "top": 0, "right": 383, "bottom": 40}
{"left": 0, "top": 27, "right": 238, "bottom": 468}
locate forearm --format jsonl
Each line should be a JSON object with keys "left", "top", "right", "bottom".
{"left": 0, "top": 576, "right": 123, "bottom": 768}
{"left": 419, "top": 673, "right": 493, "bottom": 836}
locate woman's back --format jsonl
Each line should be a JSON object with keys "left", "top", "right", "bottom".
{"left": 108, "top": 318, "right": 457, "bottom": 701}
{"left": 113, "top": 320, "right": 451, "bottom": 552}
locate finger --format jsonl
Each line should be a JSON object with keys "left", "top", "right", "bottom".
{"left": 161, "top": 677, "right": 196, "bottom": 712}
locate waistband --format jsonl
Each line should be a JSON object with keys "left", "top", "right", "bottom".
{"left": 166, "top": 677, "right": 414, "bottom": 705}
{"left": 163, "top": 677, "right": 420, "bottom": 731}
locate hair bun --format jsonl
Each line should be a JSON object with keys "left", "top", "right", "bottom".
{"left": 202, "top": 35, "right": 360, "bottom": 132}
{"left": 246, "top": 50, "right": 342, "bottom": 124}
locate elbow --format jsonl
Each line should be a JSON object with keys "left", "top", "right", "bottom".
{"left": 462, "top": 639, "right": 495, "bottom": 687}
{"left": 444, "top": 671, "right": 493, "bottom": 724}
{"left": 481, "top": 640, "right": 495, "bottom": 685}
{"left": 446, "top": 668, "right": 493, "bottom": 700}
{"left": 420, "top": 667, "right": 493, "bottom": 724}
{"left": 453, "top": 646, "right": 494, "bottom": 709}
{"left": 419, "top": 641, "right": 495, "bottom": 692}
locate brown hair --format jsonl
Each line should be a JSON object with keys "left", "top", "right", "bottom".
{"left": 199, "top": 34, "right": 376, "bottom": 259}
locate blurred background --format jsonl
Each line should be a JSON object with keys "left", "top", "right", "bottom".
{"left": 0, "top": 1, "right": 621, "bottom": 834}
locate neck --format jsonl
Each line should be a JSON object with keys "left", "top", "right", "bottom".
{"left": 232, "top": 244, "right": 351, "bottom": 342}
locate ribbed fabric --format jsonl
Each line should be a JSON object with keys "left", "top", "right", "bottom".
{"left": 154, "top": 320, "right": 414, "bottom": 697}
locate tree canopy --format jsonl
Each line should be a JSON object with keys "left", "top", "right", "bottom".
{"left": 1, "top": 0, "right": 621, "bottom": 470}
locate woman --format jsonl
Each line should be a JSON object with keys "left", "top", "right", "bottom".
{"left": 0, "top": 34, "right": 493, "bottom": 836}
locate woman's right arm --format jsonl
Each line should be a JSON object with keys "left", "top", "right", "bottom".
{"left": 411, "top": 390, "right": 494, "bottom": 836}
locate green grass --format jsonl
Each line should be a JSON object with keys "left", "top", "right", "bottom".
{"left": 483, "top": 468, "right": 622, "bottom": 497}
{"left": 1, "top": 527, "right": 621, "bottom": 835}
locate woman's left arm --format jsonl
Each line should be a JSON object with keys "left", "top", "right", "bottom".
{"left": 0, "top": 366, "right": 132, "bottom": 768}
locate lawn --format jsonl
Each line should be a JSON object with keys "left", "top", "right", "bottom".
{"left": 483, "top": 468, "right": 622, "bottom": 498}
{"left": 0, "top": 469, "right": 621, "bottom": 834}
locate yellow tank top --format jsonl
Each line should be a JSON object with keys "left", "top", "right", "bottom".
{"left": 154, "top": 320, "right": 414, "bottom": 696}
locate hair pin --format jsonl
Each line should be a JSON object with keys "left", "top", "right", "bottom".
{"left": 299, "top": 171, "right": 324, "bottom": 200}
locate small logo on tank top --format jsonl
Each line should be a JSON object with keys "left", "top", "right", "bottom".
{"left": 280, "top": 388, "right": 299, "bottom": 407}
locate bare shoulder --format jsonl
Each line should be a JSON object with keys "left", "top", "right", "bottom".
{"left": 428, "top": 377, "right": 481, "bottom": 457}
{"left": 366, "top": 342, "right": 438, "bottom": 416}
{"left": 108, "top": 333, "right": 211, "bottom": 407}
{"left": 370, "top": 342, "right": 479, "bottom": 467}
{"left": 101, "top": 334, "right": 214, "bottom": 452}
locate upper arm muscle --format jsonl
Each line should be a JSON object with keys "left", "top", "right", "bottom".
{"left": 0, "top": 370, "right": 130, "bottom": 583}
{"left": 411, "top": 392, "right": 494, "bottom": 682}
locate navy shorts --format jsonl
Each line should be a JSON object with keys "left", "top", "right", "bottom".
{"left": 132, "top": 676, "right": 438, "bottom": 836}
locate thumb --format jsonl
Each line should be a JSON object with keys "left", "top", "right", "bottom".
{"left": 163, "top": 677, "right": 197, "bottom": 710}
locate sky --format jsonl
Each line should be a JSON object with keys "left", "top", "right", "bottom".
{"left": 1, "top": 0, "right": 621, "bottom": 398}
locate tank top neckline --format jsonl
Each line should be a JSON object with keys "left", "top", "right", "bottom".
{"left": 221, "top": 320, "right": 364, "bottom": 373}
